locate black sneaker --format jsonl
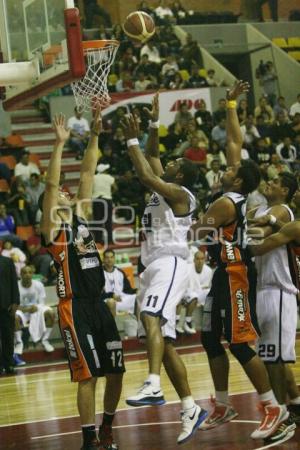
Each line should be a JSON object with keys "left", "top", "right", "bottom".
{"left": 99, "top": 424, "right": 118, "bottom": 450}
{"left": 265, "top": 413, "right": 296, "bottom": 443}
{"left": 80, "top": 439, "right": 99, "bottom": 450}
{"left": 288, "top": 404, "right": 300, "bottom": 425}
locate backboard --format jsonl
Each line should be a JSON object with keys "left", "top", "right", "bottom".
{"left": 0, "top": 0, "right": 84, "bottom": 110}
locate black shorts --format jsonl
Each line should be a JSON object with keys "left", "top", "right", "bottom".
{"left": 58, "top": 297, "right": 125, "bottom": 382}
{"left": 202, "top": 263, "right": 260, "bottom": 344}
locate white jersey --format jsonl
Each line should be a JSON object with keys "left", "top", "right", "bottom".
{"left": 254, "top": 204, "right": 297, "bottom": 294}
{"left": 18, "top": 279, "right": 46, "bottom": 307}
{"left": 141, "top": 187, "right": 196, "bottom": 267}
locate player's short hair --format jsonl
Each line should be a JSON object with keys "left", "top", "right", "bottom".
{"left": 237, "top": 159, "right": 261, "bottom": 195}
{"left": 103, "top": 249, "right": 115, "bottom": 258}
{"left": 279, "top": 172, "right": 298, "bottom": 202}
{"left": 179, "top": 158, "right": 199, "bottom": 190}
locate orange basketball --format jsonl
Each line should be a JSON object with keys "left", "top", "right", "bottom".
{"left": 123, "top": 11, "right": 155, "bottom": 43}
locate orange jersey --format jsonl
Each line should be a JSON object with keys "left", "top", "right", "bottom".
{"left": 46, "top": 215, "right": 105, "bottom": 300}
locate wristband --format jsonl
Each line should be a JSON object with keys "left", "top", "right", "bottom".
{"left": 268, "top": 214, "right": 277, "bottom": 225}
{"left": 127, "top": 138, "right": 139, "bottom": 147}
{"left": 150, "top": 120, "right": 160, "bottom": 129}
{"left": 226, "top": 100, "right": 237, "bottom": 109}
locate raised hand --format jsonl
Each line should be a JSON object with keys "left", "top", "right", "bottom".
{"left": 120, "top": 114, "right": 140, "bottom": 141}
{"left": 143, "top": 91, "right": 159, "bottom": 122}
{"left": 91, "top": 105, "right": 102, "bottom": 136}
{"left": 53, "top": 113, "right": 70, "bottom": 143}
{"left": 226, "top": 80, "right": 250, "bottom": 101}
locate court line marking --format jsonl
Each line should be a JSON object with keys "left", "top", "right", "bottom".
{"left": 0, "top": 389, "right": 258, "bottom": 428}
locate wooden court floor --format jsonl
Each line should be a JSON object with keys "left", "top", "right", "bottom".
{"left": 1, "top": 341, "right": 300, "bottom": 450}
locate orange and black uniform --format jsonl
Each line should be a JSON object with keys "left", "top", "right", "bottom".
{"left": 46, "top": 215, "right": 125, "bottom": 382}
{"left": 202, "top": 192, "right": 259, "bottom": 347}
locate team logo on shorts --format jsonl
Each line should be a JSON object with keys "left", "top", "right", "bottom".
{"left": 63, "top": 327, "right": 78, "bottom": 360}
{"left": 236, "top": 289, "right": 247, "bottom": 322}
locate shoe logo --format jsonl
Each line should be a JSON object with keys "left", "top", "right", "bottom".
{"left": 153, "top": 391, "right": 161, "bottom": 395}
{"left": 189, "top": 409, "right": 197, "bottom": 420}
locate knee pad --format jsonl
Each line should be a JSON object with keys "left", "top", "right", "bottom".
{"left": 229, "top": 343, "right": 256, "bottom": 365}
{"left": 201, "top": 332, "right": 226, "bottom": 359}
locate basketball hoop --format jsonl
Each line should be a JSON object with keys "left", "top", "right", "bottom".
{"left": 71, "top": 40, "right": 119, "bottom": 112}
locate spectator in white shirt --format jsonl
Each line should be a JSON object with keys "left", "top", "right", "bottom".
{"left": 67, "top": 107, "right": 90, "bottom": 160}
{"left": 155, "top": 0, "right": 174, "bottom": 23}
{"left": 14, "top": 265, "right": 55, "bottom": 362}
{"left": 276, "top": 137, "right": 297, "bottom": 168}
{"left": 140, "top": 41, "right": 161, "bottom": 64}
{"left": 14, "top": 150, "right": 40, "bottom": 182}
{"left": 289, "top": 93, "right": 300, "bottom": 118}
{"left": 134, "top": 72, "right": 152, "bottom": 91}
{"left": 205, "top": 159, "right": 224, "bottom": 196}
{"left": 2, "top": 240, "right": 26, "bottom": 278}
{"left": 176, "top": 249, "right": 213, "bottom": 334}
{"left": 92, "top": 163, "right": 116, "bottom": 244}
{"left": 240, "top": 114, "right": 260, "bottom": 147}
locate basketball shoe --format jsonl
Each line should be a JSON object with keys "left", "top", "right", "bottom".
{"left": 288, "top": 404, "right": 300, "bottom": 425}
{"left": 264, "top": 413, "right": 296, "bottom": 443}
{"left": 80, "top": 438, "right": 99, "bottom": 450}
{"left": 98, "top": 424, "right": 118, "bottom": 450}
{"left": 250, "top": 402, "right": 288, "bottom": 439}
{"left": 198, "top": 398, "right": 238, "bottom": 430}
{"left": 177, "top": 404, "right": 208, "bottom": 444}
{"left": 13, "top": 353, "right": 26, "bottom": 366}
{"left": 183, "top": 322, "right": 196, "bottom": 334}
{"left": 126, "top": 381, "right": 165, "bottom": 407}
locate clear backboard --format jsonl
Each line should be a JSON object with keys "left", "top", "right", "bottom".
{"left": 0, "top": 0, "right": 84, "bottom": 110}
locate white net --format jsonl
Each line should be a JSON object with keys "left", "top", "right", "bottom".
{"left": 71, "top": 40, "right": 119, "bottom": 112}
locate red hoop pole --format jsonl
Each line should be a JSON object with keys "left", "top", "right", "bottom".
{"left": 64, "top": 8, "right": 85, "bottom": 79}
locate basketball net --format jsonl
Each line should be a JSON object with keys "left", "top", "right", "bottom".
{"left": 71, "top": 40, "right": 119, "bottom": 112}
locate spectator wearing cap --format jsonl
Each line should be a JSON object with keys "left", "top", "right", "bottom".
{"left": 67, "top": 107, "right": 90, "bottom": 160}
{"left": 14, "top": 150, "right": 40, "bottom": 183}
{"left": 92, "top": 164, "right": 117, "bottom": 244}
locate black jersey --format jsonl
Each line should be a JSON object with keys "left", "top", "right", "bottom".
{"left": 46, "top": 215, "right": 105, "bottom": 300}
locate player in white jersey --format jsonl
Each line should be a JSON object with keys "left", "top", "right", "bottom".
{"left": 14, "top": 265, "right": 55, "bottom": 363}
{"left": 176, "top": 249, "right": 213, "bottom": 334}
{"left": 121, "top": 93, "right": 208, "bottom": 445}
{"left": 248, "top": 174, "right": 300, "bottom": 440}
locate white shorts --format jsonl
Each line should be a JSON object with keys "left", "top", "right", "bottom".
{"left": 256, "top": 289, "right": 298, "bottom": 363}
{"left": 139, "top": 256, "right": 189, "bottom": 339}
{"left": 16, "top": 305, "right": 52, "bottom": 343}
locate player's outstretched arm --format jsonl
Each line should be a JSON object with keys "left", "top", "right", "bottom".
{"left": 122, "top": 114, "right": 187, "bottom": 203}
{"left": 226, "top": 80, "right": 249, "bottom": 167}
{"left": 77, "top": 106, "right": 102, "bottom": 202}
{"left": 144, "top": 92, "right": 164, "bottom": 177}
{"left": 249, "top": 221, "right": 299, "bottom": 256}
{"left": 41, "top": 114, "right": 70, "bottom": 243}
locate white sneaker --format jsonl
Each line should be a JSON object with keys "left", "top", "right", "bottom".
{"left": 251, "top": 403, "right": 288, "bottom": 439}
{"left": 14, "top": 341, "right": 23, "bottom": 355}
{"left": 126, "top": 381, "right": 165, "bottom": 407}
{"left": 184, "top": 322, "right": 196, "bottom": 334}
{"left": 42, "top": 340, "right": 54, "bottom": 353}
{"left": 176, "top": 324, "right": 184, "bottom": 334}
{"left": 177, "top": 404, "right": 208, "bottom": 445}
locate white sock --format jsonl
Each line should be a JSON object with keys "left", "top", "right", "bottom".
{"left": 147, "top": 373, "right": 160, "bottom": 388}
{"left": 215, "top": 391, "right": 229, "bottom": 405}
{"left": 15, "top": 330, "right": 22, "bottom": 343}
{"left": 181, "top": 396, "right": 195, "bottom": 411}
{"left": 185, "top": 316, "right": 192, "bottom": 324}
{"left": 176, "top": 315, "right": 180, "bottom": 322}
{"left": 259, "top": 390, "right": 278, "bottom": 405}
{"left": 42, "top": 328, "right": 52, "bottom": 342}
{"left": 290, "top": 396, "right": 300, "bottom": 405}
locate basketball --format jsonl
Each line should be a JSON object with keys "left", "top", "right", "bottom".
{"left": 123, "top": 11, "right": 155, "bottom": 43}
